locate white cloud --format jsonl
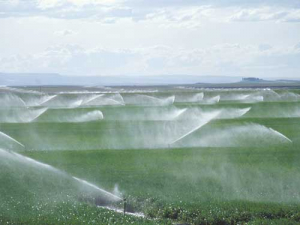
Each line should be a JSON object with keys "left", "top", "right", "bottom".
{"left": 1, "top": 0, "right": 299, "bottom": 24}
{"left": 0, "top": 0, "right": 130, "bottom": 21}
{"left": 37, "top": 0, "right": 123, "bottom": 8}
{"left": 230, "top": 7, "right": 300, "bottom": 22}
{"left": 126, "top": 0, "right": 300, "bottom": 9}
{"left": 1, "top": 0, "right": 300, "bottom": 79}
{"left": 54, "top": 29, "right": 76, "bottom": 36}
{"left": 143, "top": 7, "right": 211, "bottom": 29}
{"left": 1, "top": 43, "right": 299, "bottom": 78}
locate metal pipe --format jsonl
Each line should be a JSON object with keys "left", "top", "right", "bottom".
{"left": 123, "top": 198, "right": 127, "bottom": 216}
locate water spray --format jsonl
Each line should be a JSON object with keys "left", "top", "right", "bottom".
{"left": 0, "top": 131, "right": 25, "bottom": 148}
{"left": 72, "top": 176, "right": 122, "bottom": 201}
{"left": 269, "top": 128, "right": 292, "bottom": 143}
{"left": 170, "top": 111, "right": 221, "bottom": 145}
{"left": 169, "top": 121, "right": 210, "bottom": 145}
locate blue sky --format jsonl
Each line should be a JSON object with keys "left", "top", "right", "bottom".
{"left": 0, "top": 0, "right": 300, "bottom": 79}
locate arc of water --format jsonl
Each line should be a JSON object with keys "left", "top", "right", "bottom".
{"left": 240, "top": 94, "right": 250, "bottom": 100}
{"left": 218, "top": 107, "right": 251, "bottom": 119}
{"left": 30, "top": 108, "right": 48, "bottom": 122}
{"left": 2, "top": 87, "right": 43, "bottom": 95}
{"left": 264, "top": 89, "right": 281, "bottom": 97}
{"left": 40, "top": 95, "right": 57, "bottom": 106}
{"left": 192, "top": 93, "right": 204, "bottom": 102}
{"left": 73, "top": 177, "right": 122, "bottom": 201}
{"left": 0, "top": 131, "right": 25, "bottom": 147}
{"left": 18, "top": 97, "right": 27, "bottom": 107}
{"left": 82, "top": 94, "right": 103, "bottom": 105}
{"left": 269, "top": 128, "right": 292, "bottom": 143}
{"left": 170, "top": 121, "right": 210, "bottom": 145}
{"left": 106, "top": 98, "right": 125, "bottom": 106}
{"left": 137, "top": 94, "right": 159, "bottom": 101}
{"left": 72, "top": 110, "right": 104, "bottom": 122}
{"left": 208, "top": 95, "right": 220, "bottom": 103}
{"left": 166, "top": 96, "right": 175, "bottom": 104}
{"left": 170, "top": 111, "right": 221, "bottom": 145}
{"left": 12, "top": 151, "right": 62, "bottom": 172}
{"left": 237, "top": 107, "right": 251, "bottom": 117}
{"left": 71, "top": 99, "right": 83, "bottom": 108}
{"left": 137, "top": 94, "right": 175, "bottom": 105}
{"left": 116, "top": 93, "right": 125, "bottom": 105}
{"left": 2, "top": 148, "right": 122, "bottom": 202}
{"left": 0, "top": 130, "right": 121, "bottom": 201}
{"left": 173, "top": 108, "right": 188, "bottom": 119}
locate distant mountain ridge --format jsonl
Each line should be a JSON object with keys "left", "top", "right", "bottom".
{"left": 1, "top": 73, "right": 299, "bottom": 87}
{"left": 0, "top": 73, "right": 241, "bottom": 86}
{"left": 241, "top": 77, "right": 267, "bottom": 82}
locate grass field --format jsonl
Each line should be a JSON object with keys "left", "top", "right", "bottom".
{"left": 1, "top": 86, "right": 300, "bottom": 224}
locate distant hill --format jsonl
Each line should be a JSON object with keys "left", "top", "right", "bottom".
{"left": 192, "top": 78, "right": 300, "bottom": 88}
{"left": 0, "top": 73, "right": 62, "bottom": 86}
{"left": 1, "top": 73, "right": 299, "bottom": 88}
{"left": 241, "top": 77, "right": 268, "bottom": 82}
{"left": 0, "top": 73, "right": 241, "bottom": 86}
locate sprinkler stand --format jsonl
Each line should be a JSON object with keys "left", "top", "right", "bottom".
{"left": 123, "top": 198, "right": 127, "bottom": 216}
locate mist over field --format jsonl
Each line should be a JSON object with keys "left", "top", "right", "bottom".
{"left": 1, "top": 85, "right": 300, "bottom": 224}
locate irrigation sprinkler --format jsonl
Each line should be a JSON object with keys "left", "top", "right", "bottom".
{"left": 123, "top": 198, "right": 127, "bottom": 216}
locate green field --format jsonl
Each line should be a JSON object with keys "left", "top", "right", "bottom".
{"left": 1, "top": 87, "right": 300, "bottom": 225}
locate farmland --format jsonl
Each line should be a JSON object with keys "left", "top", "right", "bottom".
{"left": 1, "top": 86, "right": 300, "bottom": 224}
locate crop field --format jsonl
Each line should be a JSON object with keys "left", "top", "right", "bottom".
{"left": 1, "top": 86, "right": 300, "bottom": 225}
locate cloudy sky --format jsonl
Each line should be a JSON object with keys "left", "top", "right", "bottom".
{"left": 0, "top": 0, "right": 300, "bottom": 79}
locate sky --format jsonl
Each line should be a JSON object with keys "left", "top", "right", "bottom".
{"left": 0, "top": 0, "right": 300, "bottom": 79}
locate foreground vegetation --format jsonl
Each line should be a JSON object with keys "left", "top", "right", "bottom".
{"left": 0, "top": 144, "right": 299, "bottom": 225}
